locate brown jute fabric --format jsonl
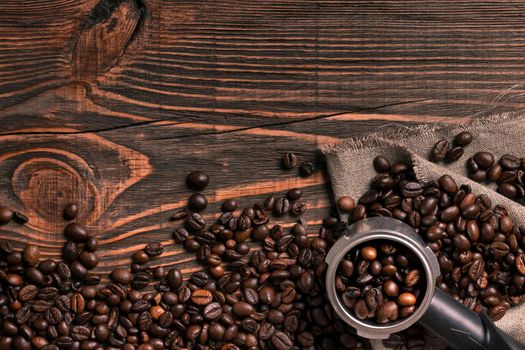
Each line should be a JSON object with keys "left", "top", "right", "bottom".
{"left": 321, "top": 113, "right": 525, "bottom": 349}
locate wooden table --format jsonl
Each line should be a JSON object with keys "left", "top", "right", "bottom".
{"left": 2, "top": 0, "right": 525, "bottom": 277}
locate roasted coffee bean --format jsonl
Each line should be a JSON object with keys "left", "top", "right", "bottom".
{"left": 286, "top": 188, "right": 303, "bottom": 201}
{"left": 186, "top": 171, "right": 209, "bottom": 190}
{"left": 0, "top": 206, "right": 13, "bottom": 224}
{"left": 290, "top": 201, "right": 307, "bottom": 216}
{"left": 188, "top": 193, "right": 208, "bottom": 212}
{"left": 167, "top": 268, "right": 183, "bottom": 289}
{"left": 281, "top": 152, "right": 298, "bottom": 169}
{"left": 299, "top": 162, "right": 314, "bottom": 177}
{"left": 110, "top": 268, "right": 131, "bottom": 284}
{"left": 18, "top": 285, "right": 38, "bottom": 302}
{"left": 63, "top": 204, "right": 79, "bottom": 220}
{"left": 401, "top": 182, "right": 423, "bottom": 198}
{"left": 222, "top": 199, "right": 238, "bottom": 212}
{"left": 439, "top": 174, "right": 458, "bottom": 194}
{"left": 203, "top": 302, "right": 223, "bottom": 320}
{"left": 173, "top": 227, "right": 189, "bottom": 243}
{"left": 144, "top": 242, "right": 164, "bottom": 257}
{"left": 373, "top": 156, "right": 391, "bottom": 172}
{"left": 337, "top": 196, "right": 356, "bottom": 213}
{"left": 273, "top": 197, "right": 290, "bottom": 216}
{"left": 186, "top": 213, "right": 206, "bottom": 231}
{"left": 445, "top": 146, "right": 464, "bottom": 163}
{"left": 431, "top": 139, "right": 451, "bottom": 161}
{"left": 271, "top": 331, "right": 293, "bottom": 350}
{"left": 22, "top": 244, "right": 40, "bottom": 266}
{"left": 500, "top": 154, "right": 520, "bottom": 170}
{"left": 473, "top": 151, "right": 495, "bottom": 169}
{"left": 453, "top": 131, "right": 473, "bottom": 146}
{"left": 64, "top": 223, "right": 88, "bottom": 242}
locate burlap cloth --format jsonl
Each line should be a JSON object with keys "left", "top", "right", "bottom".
{"left": 321, "top": 113, "right": 525, "bottom": 349}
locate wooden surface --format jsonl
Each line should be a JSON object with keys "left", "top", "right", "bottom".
{"left": 2, "top": 0, "right": 525, "bottom": 276}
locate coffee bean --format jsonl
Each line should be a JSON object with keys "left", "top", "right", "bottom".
{"left": 110, "top": 268, "right": 131, "bottom": 284}
{"left": 63, "top": 204, "right": 79, "bottom": 220}
{"left": 361, "top": 246, "right": 377, "bottom": 261}
{"left": 132, "top": 250, "right": 150, "bottom": 264}
{"left": 473, "top": 151, "right": 495, "bottom": 169}
{"left": 70, "top": 325, "right": 90, "bottom": 341}
{"left": 445, "top": 146, "right": 464, "bottom": 163}
{"left": 286, "top": 188, "right": 303, "bottom": 201}
{"left": 144, "top": 242, "right": 164, "bottom": 257}
{"left": 401, "top": 182, "right": 423, "bottom": 198}
{"left": 384, "top": 280, "right": 399, "bottom": 297}
{"left": 488, "top": 164, "right": 503, "bottom": 181}
{"left": 79, "top": 251, "right": 98, "bottom": 269}
{"left": 500, "top": 154, "right": 520, "bottom": 170}
{"left": 18, "top": 285, "right": 38, "bottom": 302}
{"left": 271, "top": 331, "right": 292, "bottom": 350}
{"left": 173, "top": 227, "right": 189, "bottom": 243}
{"left": 281, "top": 152, "right": 298, "bottom": 169}
{"left": 0, "top": 206, "right": 13, "bottom": 224}
{"left": 453, "top": 131, "right": 473, "bottom": 146}
{"left": 64, "top": 223, "right": 88, "bottom": 242}
{"left": 373, "top": 156, "right": 391, "bottom": 172}
{"left": 439, "top": 175, "right": 458, "bottom": 194}
{"left": 186, "top": 212, "right": 206, "bottom": 231}
{"left": 290, "top": 201, "right": 307, "bottom": 216}
{"left": 398, "top": 293, "right": 417, "bottom": 306}
{"left": 499, "top": 183, "right": 518, "bottom": 198}
{"left": 167, "top": 268, "right": 183, "bottom": 289}
{"left": 337, "top": 196, "right": 356, "bottom": 213}
{"left": 191, "top": 289, "right": 213, "bottom": 305}
{"left": 22, "top": 244, "right": 40, "bottom": 266}
{"left": 186, "top": 171, "right": 209, "bottom": 190}
{"left": 431, "top": 139, "right": 451, "bottom": 161}
{"left": 273, "top": 197, "right": 290, "bottom": 216}
{"left": 221, "top": 199, "right": 237, "bottom": 212}
{"left": 188, "top": 193, "right": 208, "bottom": 212}
{"left": 299, "top": 162, "right": 314, "bottom": 177}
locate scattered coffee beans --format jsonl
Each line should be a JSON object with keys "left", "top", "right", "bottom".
{"left": 431, "top": 131, "right": 472, "bottom": 164}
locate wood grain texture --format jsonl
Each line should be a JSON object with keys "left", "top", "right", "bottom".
{"left": 1, "top": 0, "right": 525, "bottom": 276}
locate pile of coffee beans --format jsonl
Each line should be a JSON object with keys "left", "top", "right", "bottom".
{"left": 466, "top": 152, "right": 525, "bottom": 200}
{"left": 431, "top": 131, "right": 473, "bottom": 163}
{"left": 336, "top": 241, "right": 425, "bottom": 324}
{"left": 0, "top": 170, "right": 369, "bottom": 350}
{"left": 342, "top": 155, "right": 525, "bottom": 322}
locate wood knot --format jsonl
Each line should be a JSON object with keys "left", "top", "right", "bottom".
{"left": 0, "top": 133, "right": 151, "bottom": 232}
{"left": 72, "top": 0, "right": 144, "bottom": 82}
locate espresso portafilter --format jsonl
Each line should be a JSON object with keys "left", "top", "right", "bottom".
{"left": 325, "top": 217, "right": 524, "bottom": 350}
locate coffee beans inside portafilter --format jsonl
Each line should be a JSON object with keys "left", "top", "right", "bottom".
{"left": 336, "top": 241, "right": 425, "bottom": 324}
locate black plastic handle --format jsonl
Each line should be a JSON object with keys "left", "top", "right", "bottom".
{"left": 418, "top": 289, "right": 525, "bottom": 350}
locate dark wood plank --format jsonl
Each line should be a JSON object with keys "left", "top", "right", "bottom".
{"left": 2, "top": 0, "right": 525, "bottom": 278}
